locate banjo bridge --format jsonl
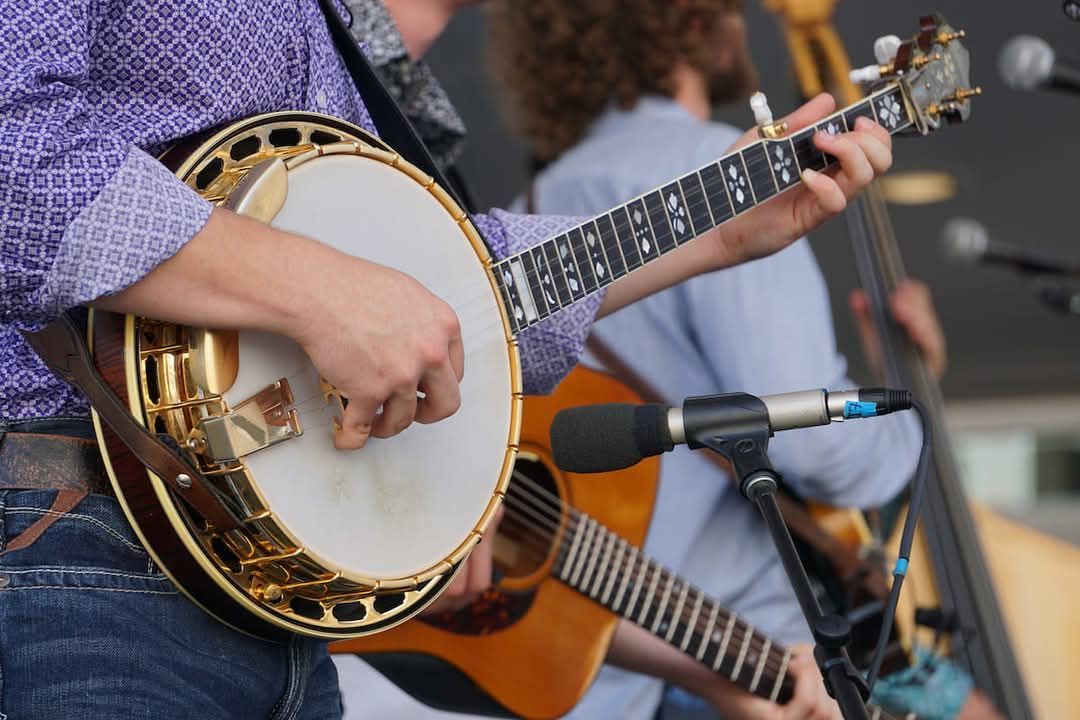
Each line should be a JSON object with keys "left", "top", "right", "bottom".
{"left": 196, "top": 378, "right": 303, "bottom": 462}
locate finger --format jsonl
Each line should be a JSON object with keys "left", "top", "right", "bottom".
{"left": 466, "top": 534, "right": 494, "bottom": 598}
{"left": 854, "top": 114, "right": 892, "bottom": 149}
{"left": 813, "top": 132, "right": 874, "bottom": 198}
{"left": 335, "top": 395, "right": 381, "bottom": 450}
{"left": 449, "top": 333, "right": 465, "bottom": 382}
{"left": 849, "top": 117, "right": 893, "bottom": 175}
{"left": 782, "top": 93, "right": 838, "bottom": 133}
{"left": 370, "top": 388, "right": 419, "bottom": 438}
{"left": 799, "top": 167, "right": 847, "bottom": 214}
{"left": 415, "top": 359, "right": 463, "bottom": 424}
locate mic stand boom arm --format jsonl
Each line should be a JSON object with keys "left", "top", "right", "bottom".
{"left": 684, "top": 393, "right": 871, "bottom": 720}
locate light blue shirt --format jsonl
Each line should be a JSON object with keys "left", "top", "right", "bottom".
{"left": 527, "top": 96, "right": 921, "bottom": 720}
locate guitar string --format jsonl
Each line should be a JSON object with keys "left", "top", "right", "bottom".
{"left": 497, "top": 492, "right": 792, "bottom": 685}
{"left": 500, "top": 473, "right": 792, "bottom": 681}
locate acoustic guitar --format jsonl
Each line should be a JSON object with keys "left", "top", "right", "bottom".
{"left": 331, "top": 367, "right": 914, "bottom": 720}
{"left": 28, "top": 15, "right": 975, "bottom": 640}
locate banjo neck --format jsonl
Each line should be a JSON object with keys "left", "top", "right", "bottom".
{"left": 492, "top": 85, "right": 914, "bottom": 337}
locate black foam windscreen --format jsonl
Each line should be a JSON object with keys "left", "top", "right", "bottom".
{"left": 550, "top": 403, "right": 671, "bottom": 473}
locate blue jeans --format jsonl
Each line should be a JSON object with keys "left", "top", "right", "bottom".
{"left": 0, "top": 421, "right": 342, "bottom": 719}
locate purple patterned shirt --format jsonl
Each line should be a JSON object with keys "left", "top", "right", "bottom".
{"left": 0, "top": 0, "right": 597, "bottom": 422}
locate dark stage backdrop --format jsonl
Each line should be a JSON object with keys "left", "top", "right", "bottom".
{"left": 427, "top": 2, "right": 1080, "bottom": 400}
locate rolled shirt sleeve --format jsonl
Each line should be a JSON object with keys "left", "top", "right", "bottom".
{"left": 472, "top": 209, "right": 605, "bottom": 395}
{"left": 0, "top": 3, "right": 211, "bottom": 331}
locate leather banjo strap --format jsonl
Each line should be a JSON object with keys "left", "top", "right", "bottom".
{"left": 22, "top": 316, "right": 240, "bottom": 531}
{"left": 584, "top": 333, "right": 890, "bottom": 601}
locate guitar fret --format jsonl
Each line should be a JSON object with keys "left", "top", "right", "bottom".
{"left": 749, "top": 638, "right": 771, "bottom": 694}
{"left": 712, "top": 612, "right": 738, "bottom": 671}
{"left": 530, "top": 245, "right": 560, "bottom": 312}
{"left": 553, "top": 233, "right": 585, "bottom": 300}
{"left": 595, "top": 213, "right": 628, "bottom": 279}
{"left": 582, "top": 220, "right": 614, "bottom": 288}
{"left": 569, "top": 518, "right": 597, "bottom": 587}
{"left": 579, "top": 520, "right": 606, "bottom": 593}
{"left": 816, "top": 114, "right": 847, "bottom": 167}
{"left": 681, "top": 591, "right": 705, "bottom": 651}
{"left": 589, "top": 531, "right": 617, "bottom": 597}
{"left": 559, "top": 515, "right": 588, "bottom": 581}
{"left": 741, "top": 144, "right": 777, "bottom": 202}
{"left": 636, "top": 560, "right": 662, "bottom": 625}
{"left": 612, "top": 206, "right": 643, "bottom": 271}
{"left": 697, "top": 602, "right": 720, "bottom": 661}
{"left": 567, "top": 227, "right": 598, "bottom": 294}
{"left": 665, "top": 583, "right": 690, "bottom": 642}
{"left": 613, "top": 545, "right": 639, "bottom": 612}
{"left": 626, "top": 198, "right": 659, "bottom": 261}
{"left": 624, "top": 552, "right": 649, "bottom": 619}
{"left": 730, "top": 623, "right": 755, "bottom": 682}
{"left": 766, "top": 138, "right": 801, "bottom": 191}
{"left": 650, "top": 574, "right": 677, "bottom": 634}
{"left": 602, "top": 538, "right": 627, "bottom": 604}
{"left": 540, "top": 239, "right": 572, "bottom": 308}
{"left": 769, "top": 648, "right": 792, "bottom": 703}
{"left": 678, "top": 173, "right": 713, "bottom": 236}
{"left": 718, "top": 155, "right": 753, "bottom": 214}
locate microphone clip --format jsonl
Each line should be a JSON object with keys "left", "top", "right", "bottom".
{"left": 682, "top": 393, "right": 776, "bottom": 500}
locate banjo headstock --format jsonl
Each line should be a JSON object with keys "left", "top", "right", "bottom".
{"left": 856, "top": 14, "right": 978, "bottom": 135}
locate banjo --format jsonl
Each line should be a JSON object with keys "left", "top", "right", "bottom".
{"left": 39, "top": 16, "right": 973, "bottom": 640}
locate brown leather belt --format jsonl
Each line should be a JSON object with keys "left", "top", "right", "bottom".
{"left": 0, "top": 432, "right": 112, "bottom": 557}
{"left": 0, "top": 432, "right": 112, "bottom": 495}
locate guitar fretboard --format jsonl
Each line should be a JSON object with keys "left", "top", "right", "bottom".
{"left": 549, "top": 510, "right": 910, "bottom": 720}
{"left": 553, "top": 512, "right": 795, "bottom": 703}
{"left": 494, "top": 85, "right": 912, "bottom": 335}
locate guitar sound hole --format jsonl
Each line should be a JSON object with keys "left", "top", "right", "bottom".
{"left": 499, "top": 457, "right": 561, "bottom": 580}
{"left": 332, "top": 601, "right": 367, "bottom": 622}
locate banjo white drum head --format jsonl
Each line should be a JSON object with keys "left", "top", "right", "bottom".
{"left": 224, "top": 152, "right": 514, "bottom": 580}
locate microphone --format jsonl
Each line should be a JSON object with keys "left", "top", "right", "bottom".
{"left": 941, "top": 217, "right": 1080, "bottom": 277}
{"left": 999, "top": 35, "right": 1080, "bottom": 94}
{"left": 551, "top": 388, "right": 911, "bottom": 474}
{"left": 1034, "top": 278, "right": 1080, "bottom": 315}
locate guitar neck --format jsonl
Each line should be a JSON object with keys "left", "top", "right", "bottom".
{"left": 544, "top": 506, "right": 911, "bottom": 719}
{"left": 552, "top": 510, "right": 795, "bottom": 704}
{"left": 494, "top": 84, "right": 913, "bottom": 336}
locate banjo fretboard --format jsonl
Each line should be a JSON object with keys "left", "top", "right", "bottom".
{"left": 493, "top": 85, "right": 911, "bottom": 335}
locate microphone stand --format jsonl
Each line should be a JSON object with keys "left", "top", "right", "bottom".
{"left": 683, "top": 394, "right": 871, "bottom": 720}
